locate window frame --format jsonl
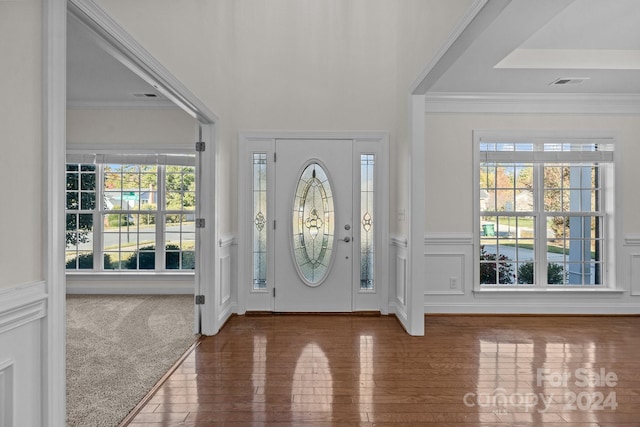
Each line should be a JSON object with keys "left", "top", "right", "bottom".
{"left": 65, "top": 149, "right": 197, "bottom": 275}
{"left": 473, "top": 131, "right": 617, "bottom": 291}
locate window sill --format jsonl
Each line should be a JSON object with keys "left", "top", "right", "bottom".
{"left": 473, "top": 287, "right": 626, "bottom": 295}
{"left": 66, "top": 271, "right": 194, "bottom": 280}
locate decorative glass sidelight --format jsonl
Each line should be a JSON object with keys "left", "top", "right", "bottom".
{"left": 253, "top": 154, "right": 267, "bottom": 290}
{"left": 360, "top": 155, "right": 375, "bottom": 290}
{"left": 292, "top": 162, "right": 335, "bottom": 286}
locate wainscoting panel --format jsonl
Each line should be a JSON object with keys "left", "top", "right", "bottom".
{"left": 423, "top": 233, "right": 473, "bottom": 301}
{"left": 389, "top": 235, "right": 408, "bottom": 310}
{"left": 630, "top": 254, "right": 640, "bottom": 296}
{"left": 0, "top": 282, "right": 46, "bottom": 427}
{"left": 217, "top": 235, "right": 237, "bottom": 325}
{"left": 220, "top": 254, "right": 231, "bottom": 305}
{"left": 0, "top": 359, "right": 13, "bottom": 427}
{"left": 424, "top": 253, "right": 465, "bottom": 295}
{"left": 396, "top": 255, "right": 407, "bottom": 304}
{"left": 423, "top": 233, "right": 639, "bottom": 314}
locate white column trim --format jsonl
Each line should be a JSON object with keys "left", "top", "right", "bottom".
{"left": 198, "top": 123, "right": 220, "bottom": 335}
{"left": 43, "top": 0, "right": 67, "bottom": 425}
{"left": 405, "top": 94, "right": 426, "bottom": 336}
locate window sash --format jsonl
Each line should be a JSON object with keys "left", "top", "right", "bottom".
{"left": 479, "top": 160, "right": 606, "bottom": 288}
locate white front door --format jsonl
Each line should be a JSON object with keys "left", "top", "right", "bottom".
{"left": 274, "top": 139, "right": 353, "bottom": 312}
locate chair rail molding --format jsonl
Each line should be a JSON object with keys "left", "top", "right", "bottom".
{"left": 424, "top": 232, "right": 474, "bottom": 246}
{"left": 0, "top": 282, "right": 48, "bottom": 334}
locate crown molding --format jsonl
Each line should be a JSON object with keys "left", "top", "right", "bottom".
{"left": 425, "top": 92, "right": 640, "bottom": 114}
{"left": 67, "top": 100, "right": 179, "bottom": 110}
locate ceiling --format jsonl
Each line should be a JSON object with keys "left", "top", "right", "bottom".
{"left": 67, "top": 14, "right": 173, "bottom": 108}
{"left": 66, "top": 0, "right": 640, "bottom": 108}
{"left": 428, "top": 0, "right": 640, "bottom": 94}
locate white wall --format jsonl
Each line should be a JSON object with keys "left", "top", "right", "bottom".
{"left": 424, "top": 113, "right": 640, "bottom": 232}
{"left": 422, "top": 112, "right": 640, "bottom": 313}
{"left": 67, "top": 108, "right": 196, "bottom": 146}
{"left": 0, "top": 0, "right": 47, "bottom": 425}
{"left": 0, "top": 0, "right": 43, "bottom": 290}
{"left": 392, "top": 0, "right": 474, "bottom": 236}
{"left": 91, "top": 0, "right": 474, "bottom": 237}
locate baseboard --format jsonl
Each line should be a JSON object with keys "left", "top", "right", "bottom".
{"left": 66, "top": 287, "right": 193, "bottom": 295}
{"left": 246, "top": 311, "right": 382, "bottom": 316}
{"left": 425, "top": 303, "right": 640, "bottom": 315}
{"left": 426, "top": 312, "right": 640, "bottom": 317}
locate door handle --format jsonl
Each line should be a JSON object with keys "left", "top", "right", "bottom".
{"left": 341, "top": 236, "right": 351, "bottom": 243}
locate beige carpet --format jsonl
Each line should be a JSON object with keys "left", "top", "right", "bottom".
{"left": 66, "top": 295, "right": 198, "bottom": 427}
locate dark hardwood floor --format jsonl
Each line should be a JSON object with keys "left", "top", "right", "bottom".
{"left": 125, "top": 315, "right": 640, "bottom": 426}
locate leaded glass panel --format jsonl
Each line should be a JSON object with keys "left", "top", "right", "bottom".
{"left": 292, "top": 162, "right": 334, "bottom": 286}
{"left": 360, "top": 155, "right": 375, "bottom": 290}
{"left": 253, "top": 154, "right": 267, "bottom": 290}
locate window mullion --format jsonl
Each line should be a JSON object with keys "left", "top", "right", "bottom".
{"left": 95, "top": 164, "right": 105, "bottom": 271}
{"left": 157, "top": 165, "right": 166, "bottom": 271}
{"left": 535, "top": 163, "right": 547, "bottom": 288}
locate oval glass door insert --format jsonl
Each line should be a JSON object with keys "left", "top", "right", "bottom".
{"left": 292, "top": 162, "right": 335, "bottom": 286}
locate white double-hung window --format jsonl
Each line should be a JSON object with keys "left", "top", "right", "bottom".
{"left": 475, "top": 132, "right": 615, "bottom": 289}
{"left": 65, "top": 152, "right": 196, "bottom": 272}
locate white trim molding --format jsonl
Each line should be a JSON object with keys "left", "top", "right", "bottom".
{"left": 424, "top": 232, "right": 474, "bottom": 246}
{"left": 426, "top": 302, "right": 640, "bottom": 314}
{"left": 390, "top": 234, "right": 408, "bottom": 248}
{"left": 219, "top": 234, "right": 236, "bottom": 248}
{"left": 410, "top": 0, "right": 506, "bottom": 94}
{"left": 44, "top": 0, "right": 68, "bottom": 425}
{"left": 0, "top": 282, "right": 48, "bottom": 427}
{"left": 425, "top": 92, "right": 640, "bottom": 114}
{"left": 630, "top": 254, "right": 640, "bottom": 296}
{"left": 0, "top": 282, "right": 48, "bottom": 335}
{"left": 624, "top": 234, "right": 640, "bottom": 246}
{"left": 67, "top": 100, "right": 177, "bottom": 109}
{"left": 0, "top": 358, "right": 14, "bottom": 426}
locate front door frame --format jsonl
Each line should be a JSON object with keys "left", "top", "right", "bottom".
{"left": 238, "top": 131, "right": 389, "bottom": 314}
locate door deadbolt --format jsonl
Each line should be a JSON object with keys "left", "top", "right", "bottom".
{"left": 344, "top": 224, "right": 351, "bottom": 230}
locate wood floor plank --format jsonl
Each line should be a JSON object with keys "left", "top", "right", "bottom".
{"left": 124, "top": 315, "right": 640, "bottom": 426}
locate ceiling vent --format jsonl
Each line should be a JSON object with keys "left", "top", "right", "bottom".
{"left": 549, "top": 77, "right": 590, "bottom": 86}
{"left": 132, "top": 93, "right": 159, "bottom": 98}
